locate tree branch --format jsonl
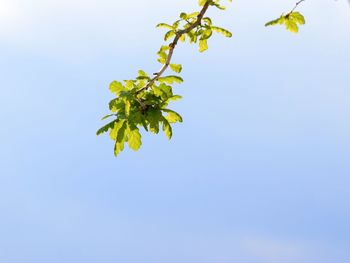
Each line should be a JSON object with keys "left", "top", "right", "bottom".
{"left": 290, "top": 0, "right": 306, "bottom": 13}
{"left": 136, "top": 0, "right": 213, "bottom": 96}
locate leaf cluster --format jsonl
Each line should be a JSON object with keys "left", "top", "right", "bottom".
{"left": 156, "top": 3, "right": 232, "bottom": 53}
{"left": 97, "top": 71, "right": 184, "bottom": 156}
{"left": 265, "top": 12, "right": 306, "bottom": 33}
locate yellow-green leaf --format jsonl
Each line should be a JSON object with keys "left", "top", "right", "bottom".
{"left": 114, "top": 141, "right": 125, "bottom": 156}
{"left": 109, "top": 81, "right": 125, "bottom": 96}
{"left": 164, "top": 30, "right": 176, "bottom": 41}
{"left": 109, "top": 120, "right": 125, "bottom": 140}
{"left": 162, "top": 118, "right": 173, "bottom": 140}
{"left": 285, "top": 20, "right": 298, "bottom": 33}
{"left": 170, "top": 63, "right": 182, "bottom": 73}
{"left": 198, "top": 0, "right": 207, "bottom": 6}
{"left": 156, "top": 23, "right": 174, "bottom": 30}
{"left": 158, "top": 75, "right": 183, "bottom": 84}
{"left": 97, "top": 119, "right": 117, "bottom": 136}
{"left": 289, "top": 12, "right": 305, "bottom": 25}
{"left": 128, "top": 127, "right": 142, "bottom": 151}
{"left": 125, "top": 100, "right": 131, "bottom": 116}
{"left": 113, "top": 121, "right": 127, "bottom": 156}
{"left": 199, "top": 39, "right": 208, "bottom": 52}
{"left": 211, "top": 26, "right": 232, "bottom": 38}
{"left": 124, "top": 80, "right": 134, "bottom": 90}
{"left": 179, "top": 34, "right": 186, "bottom": 42}
{"left": 162, "top": 109, "right": 183, "bottom": 123}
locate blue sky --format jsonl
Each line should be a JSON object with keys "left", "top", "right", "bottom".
{"left": 1, "top": 0, "right": 350, "bottom": 262}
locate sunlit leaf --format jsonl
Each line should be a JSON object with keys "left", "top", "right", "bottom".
{"left": 158, "top": 75, "right": 183, "bottom": 84}
{"left": 265, "top": 12, "right": 305, "bottom": 34}
{"left": 170, "top": 63, "right": 183, "bottom": 73}
{"left": 162, "top": 117, "right": 173, "bottom": 140}
{"left": 199, "top": 39, "right": 208, "bottom": 52}
{"left": 156, "top": 23, "right": 174, "bottom": 30}
{"left": 162, "top": 109, "right": 183, "bottom": 123}
{"left": 211, "top": 26, "right": 232, "bottom": 37}
{"left": 96, "top": 119, "right": 117, "bottom": 135}
{"left": 109, "top": 81, "right": 125, "bottom": 96}
{"left": 127, "top": 126, "right": 142, "bottom": 151}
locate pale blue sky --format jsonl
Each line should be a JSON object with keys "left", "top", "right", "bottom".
{"left": 1, "top": 0, "right": 350, "bottom": 262}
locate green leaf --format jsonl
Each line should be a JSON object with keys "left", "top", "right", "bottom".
{"left": 265, "top": 16, "right": 283, "bottom": 27}
{"left": 285, "top": 20, "right": 298, "bottom": 33}
{"left": 146, "top": 109, "right": 162, "bottom": 134}
{"left": 97, "top": 119, "right": 117, "bottom": 135}
{"left": 179, "top": 34, "right": 186, "bottom": 42}
{"left": 180, "top": 12, "right": 187, "bottom": 19}
{"left": 152, "top": 85, "right": 164, "bottom": 98}
{"left": 127, "top": 126, "right": 142, "bottom": 151}
{"left": 152, "top": 84, "right": 172, "bottom": 100}
{"left": 211, "top": 26, "right": 232, "bottom": 37}
{"left": 162, "top": 109, "right": 183, "bottom": 123}
{"left": 110, "top": 120, "right": 125, "bottom": 140}
{"left": 125, "top": 99, "right": 131, "bottom": 116}
{"left": 138, "top": 70, "right": 149, "bottom": 78}
{"left": 114, "top": 141, "right": 124, "bottom": 156}
{"left": 129, "top": 111, "right": 144, "bottom": 124}
{"left": 198, "top": 0, "right": 207, "bottom": 6}
{"left": 160, "top": 95, "right": 182, "bottom": 108}
{"left": 162, "top": 117, "right": 173, "bottom": 140}
{"left": 201, "top": 28, "right": 213, "bottom": 40}
{"left": 124, "top": 80, "right": 135, "bottom": 90}
{"left": 203, "top": 17, "right": 212, "bottom": 26}
{"left": 158, "top": 83, "right": 173, "bottom": 98}
{"left": 187, "top": 31, "right": 198, "bottom": 43}
{"left": 159, "top": 45, "right": 170, "bottom": 52}
{"left": 210, "top": 2, "right": 226, "bottom": 10}
{"left": 158, "top": 75, "right": 183, "bottom": 84}
{"left": 157, "top": 50, "right": 167, "bottom": 64}
{"left": 187, "top": 12, "right": 199, "bottom": 18}
{"left": 173, "top": 20, "right": 181, "bottom": 29}
{"left": 289, "top": 12, "right": 305, "bottom": 25}
{"left": 114, "top": 121, "right": 127, "bottom": 156}
{"left": 164, "top": 30, "right": 176, "bottom": 41}
{"left": 109, "top": 99, "right": 125, "bottom": 113}
{"left": 116, "top": 121, "right": 127, "bottom": 143}
{"left": 156, "top": 23, "right": 174, "bottom": 30}
{"left": 169, "top": 63, "right": 182, "bottom": 73}
{"left": 101, "top": 114, "right": 116, "bottom": 120}
{"left": 167, "top": 95, "right": 182, "bottom": 102}
{"left": 109, "top": 81, "right": 125, "bottom": 96}
{"left": 199, "top": 39, "right": 208, "bottom": 52}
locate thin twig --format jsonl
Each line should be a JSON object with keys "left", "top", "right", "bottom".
{"left": 290, "top": 0, "right": 306, "bottom": 13}
{"left": 136, "top": 0, "right": 212, "bottom": 96}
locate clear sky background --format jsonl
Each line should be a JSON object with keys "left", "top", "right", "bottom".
{"left": 1, "top": 0, "right": 350, "bottom": 262}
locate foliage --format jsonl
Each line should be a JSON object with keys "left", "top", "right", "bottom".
{"left": 265, "top": 0, "right": 306, "bottom": 33}
{"left": 265, "top": 12, "right": 305, "bottom": 33}
{"left": 98, "top": 0, "right": 306, "bottom": 157}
